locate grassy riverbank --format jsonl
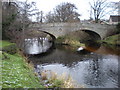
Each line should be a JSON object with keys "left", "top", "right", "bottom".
{"left": 102, "top": 34, "right": 120, "bottom": 45}
{"left": 55, "top": 35, "right": 85, "bottom": 50}
{"left": 1, "top": 40, "right": 79, "bottom": 88}
{"left": 1, "top": 40, "right": 44, "bottom": 88}
{"left": 56, "top": 33, "right": 120, "bottom": 49}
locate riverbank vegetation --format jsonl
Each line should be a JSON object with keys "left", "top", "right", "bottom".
{"left": 40, "top": 70, "right": 84, "bottom": 88}
{"left": 2, "top": 1, "right": 119, "bottom": 88}
{"left": 1, "top": 40, "right": 83, "bottom": 88}
{"left": 56, "top": 36, "right": 85, "bottom": 51}
{"left": 102, "top": 23, "right": 120, "bottom": 45}
{"left": 1, "top": 41, "right": 44, "bottom": 88}
{"left": 55, "top": 31, "right": 86, "bottom": 50}
{"left": 56, "top": 32, "right": 120, "bottom": 49}
{"left": 56, "top": 35, "right": 82, "bottom": 46}
{"left": 102, "top": 34, "right": 120, "bottom": 45}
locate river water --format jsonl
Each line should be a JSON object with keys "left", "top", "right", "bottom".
{"left": 25, "top": 38, "right": 120, "bottom": 88}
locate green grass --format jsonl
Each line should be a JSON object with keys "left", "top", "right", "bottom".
{"left": 102, "top": 34, "right": 120, "bottom": 45}
{"left": 2, "top": 52, "right": 44, "bottom": 88}
{"left": 0, "top": 40, "right": 17, "bottom": 54}
{"left": 56, "top": 35, "right": 85, "bottom": 50}
{"left": 0, "top": 40, "right": 15, "bottom": 48}
{"left": 1, "top": 41, "right": 44, "bottom": 88}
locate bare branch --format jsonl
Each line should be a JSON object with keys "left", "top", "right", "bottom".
{"left": 45, "top": 2, "right": 80, "bottom": 23}
{"left": 89, "top": 0, "right": 112, "bottom": 23}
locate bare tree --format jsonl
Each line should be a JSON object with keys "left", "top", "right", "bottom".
{"left": 45, "top": 11, "right": 55, "bottom": 23}
{"left": 45, "top": 2, "right": 80, "bottom": 23}
{"left": 36, "top": 11, "right": 44, "bottom": 23}
{"left": 89, "top": 0, "right": 111, "bottom": 23}
{"left": 18, "top": 0, "right": 39, "bottom": 29}
{"left": 17, "top": 0, "right": 39, "bottom": 48}
{"left": 118, "top": 2, "right": 120, "bottom": 15}
{"left": 112, "top": 1, "right": 120, "bottom": 15}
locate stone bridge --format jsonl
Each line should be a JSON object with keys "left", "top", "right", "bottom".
{"left": 30, "top": 22, "right": 116, "bottom": 39}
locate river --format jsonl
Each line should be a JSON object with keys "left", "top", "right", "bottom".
{"left": 24, "top": 38, "right": 120, "bottom": 88}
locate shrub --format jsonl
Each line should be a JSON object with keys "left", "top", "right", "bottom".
{"left": 116, "top": 23, "right": 120, "bottom": 34}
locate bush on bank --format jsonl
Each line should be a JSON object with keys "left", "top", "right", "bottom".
{"left": 55, "top": 35, "right": 85, "bottom": 50}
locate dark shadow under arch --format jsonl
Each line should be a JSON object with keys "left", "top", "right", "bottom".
{"left": 81, "top": 29, "right": 101, "bottom": 41}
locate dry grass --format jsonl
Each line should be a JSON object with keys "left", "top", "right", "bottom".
{"left": 40, "top": 70, "right": 84, "bottom": 88}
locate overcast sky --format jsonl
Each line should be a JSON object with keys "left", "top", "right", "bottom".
{"left": 18, "top": 0, "right": 119, "bottom": 20}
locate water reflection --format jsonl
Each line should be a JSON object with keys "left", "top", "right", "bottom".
{"left": 24, "top": 37, "right": 52, "bottom": 54}
{"left": 29, "top": 44, "right": 119, "bottom": 88}
{"left": 84, "top": 55, "right": 118, "bottom": 88}
{"left": 84, "top": 41, "right": 101, "bottom": 52}
{"left": 95, "top": 44, "right": 120, "bottom": 55}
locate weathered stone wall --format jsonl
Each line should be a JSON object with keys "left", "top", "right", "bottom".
{"left": 29, "top": 22, "right": 116, "bottom": 39}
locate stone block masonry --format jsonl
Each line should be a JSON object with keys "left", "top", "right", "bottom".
{"left": 29, "top": 22, "right": 116, "bottom": 39}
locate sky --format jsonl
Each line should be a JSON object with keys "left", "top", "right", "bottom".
{"left": 18, "top": 0, "right": 120, "bottom": 20}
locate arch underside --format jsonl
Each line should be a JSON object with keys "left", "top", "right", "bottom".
{"left": 40, "top": 29, "right": 101, "bottom": 43}
{"left": 81, "top": 29, "right": 101, "bottom": 41}
{"left": 40, "top": 31, "right": 56, "bottom": 40}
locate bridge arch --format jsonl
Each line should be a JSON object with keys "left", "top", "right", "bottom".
{"left": 81, "top": 29, "right": 101, "bottom": 41}
{"left": 40, "top": 31, "right": 56, "bottom": 40}
{"left": 24, "top": 30, "right": 56, "bottom": 42}
{"left": 30, "top": 22, "right": 116, "bottom": 39}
